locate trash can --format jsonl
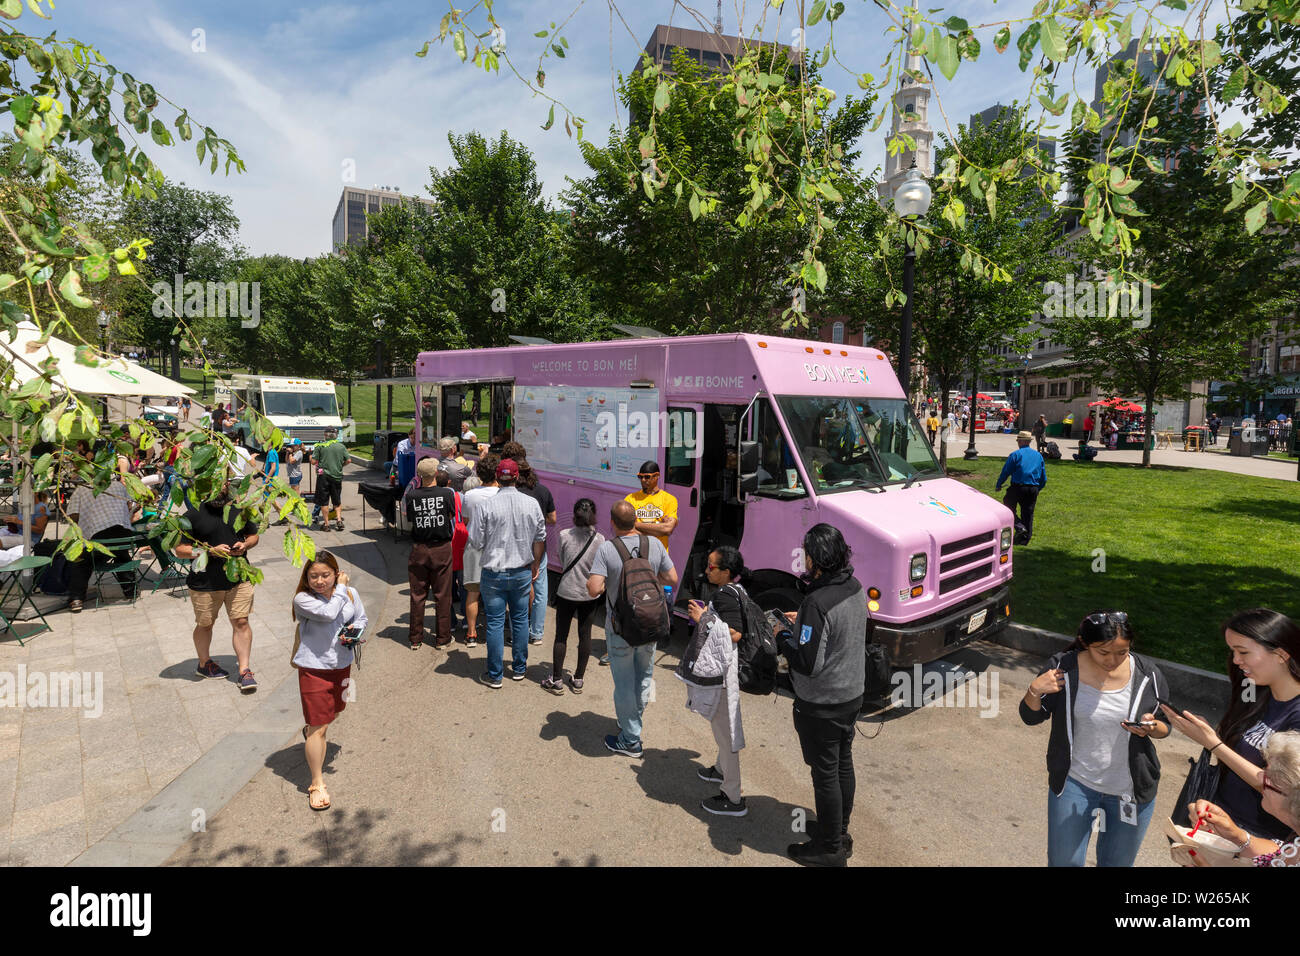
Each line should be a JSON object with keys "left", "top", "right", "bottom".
{"left": 1228, "top": 427, "right": 1246, "bottom": 456}
{"left": 373, "top": 430, "right": 406, "bottom": 464}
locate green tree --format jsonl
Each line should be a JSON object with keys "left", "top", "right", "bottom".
{"left": 562, "top": 48, "right": 876, "bottom": 334}
{"left": 123, "top": 180, "right": 243, "bottom": 367}
{"left": 878, "top": 106, "right": 1062, "bottom": 467}
{"left": 1053, "top": 84, "right": 1295, "bottom": 466}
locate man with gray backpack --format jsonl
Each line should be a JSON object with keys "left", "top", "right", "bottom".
{"left": 587, "top": 501, "right": 678, "bottom": 758}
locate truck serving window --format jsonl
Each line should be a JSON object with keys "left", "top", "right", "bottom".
{"left": 752, "top": 399, "right": 805, "bottom": 498}
{"left": 262, "top": 392, "right": 339, "bottom": 418}
{"left": 777, "top": 396, "right": 940, "bottom": 493}
{"left": 665, "top": 407, "right": 696, "bottom": 486}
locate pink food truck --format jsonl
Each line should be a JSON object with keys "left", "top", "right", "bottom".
{"left": 416, "top": 332, "right": 1015, "bottom": 666}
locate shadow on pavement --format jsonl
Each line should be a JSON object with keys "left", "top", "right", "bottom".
{"left": 629, "top": 746, "right": 807, "bottom": 861}
{"left": 538, "top": 708, "right": 615, "bottom": 758}
{"left": 168, "top": 808, "right": 479, "bottom": 866}
{"left": 265, "top": 740, "right": 344, "bottom": 794}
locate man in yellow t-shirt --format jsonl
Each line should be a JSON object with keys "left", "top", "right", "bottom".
{"left": 624, "top": 460, "right": 678, "bottom": 547}
{"left": 925, "top": 411, "right": 940, "bottom": 447}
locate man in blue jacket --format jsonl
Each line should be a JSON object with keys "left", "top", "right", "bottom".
{"left": 996, "top": 430, "right": 1047, "bottom": 545}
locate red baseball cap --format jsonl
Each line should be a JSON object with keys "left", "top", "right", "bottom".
{"left": 496, "top": 458, "right": 519, "bottom": 479}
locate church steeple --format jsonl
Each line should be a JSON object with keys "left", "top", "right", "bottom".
{"left": 880, "top": 0, "right": 934, "bottom": 202}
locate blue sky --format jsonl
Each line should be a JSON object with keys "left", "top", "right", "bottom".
{"left": 41, "top": 0, "right": 1130, "bottom": 257}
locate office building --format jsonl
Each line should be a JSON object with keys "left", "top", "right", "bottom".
{"left": 332, "top": 186, "right": 435, "bottom": 250}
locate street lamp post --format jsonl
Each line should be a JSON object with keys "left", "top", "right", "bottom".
{"left": 1019, "top": 353, "right": 1032, "bottom": 423}
{"left": 170, "top": 337, "right": 180, "bottom": 382}
{"left": 372, "top": 315, "right": 385, "bottom": 436}
{"left": 893, "top": 163, "right": 932, "bottom": 403}
{"left": 97, "top": 311, "right": 109, "bottom": 352}
{"left": 200, "top": 337, "right": 208, "bottom": 399}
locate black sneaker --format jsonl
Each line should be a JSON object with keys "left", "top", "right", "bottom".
{"left": 697, "top": 765, "right": 725, "bottom": 784}
{"left": 477, "top": 672, "right": 503, "bottom": 689}
{"left": 702, "top": 793, "right": 747, "bottom": 816}
{"left": 809, "top": 822, "right": 854, "bottom": 859}
{"left": 196, "top": 659, "right": 229, "bottom": 680}
{"left": 787, "top": 840, "right": 848, "bottom": 867}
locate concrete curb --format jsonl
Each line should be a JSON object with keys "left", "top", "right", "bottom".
{"left": 994, "top": 622, "right": 1230, "bottom": 722}
{"left": 72, "top": 465, "right": 397, "bottom": 867}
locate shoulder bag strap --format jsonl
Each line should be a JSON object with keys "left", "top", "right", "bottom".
{"left": 560, "top": 532, "right": 596, "bottom": 579}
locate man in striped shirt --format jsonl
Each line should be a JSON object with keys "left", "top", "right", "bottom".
{"left": 467, "top": 458, "right": 545, "bottom": 688}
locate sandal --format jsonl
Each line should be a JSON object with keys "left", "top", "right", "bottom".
{"left": 308, "top": 783, "right": 330, "bottom": 811}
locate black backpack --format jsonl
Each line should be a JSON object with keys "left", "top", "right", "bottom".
{"left": 1044, "top": 441, "right": 1062, "bottom": 460}
{"left": 612, "top": 535, "right": 671, "bottom": 647}
{"left": 726, "top": 584, "right": 779, "bottom": 695}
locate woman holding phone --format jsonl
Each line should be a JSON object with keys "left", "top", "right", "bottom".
{"left": 1020, "top": 610, "right": 1170, "bottom": 866}
{"left": 684, "top": 546, "right": 748, "bottom": 817}
{"left": 291, "top": 551, "right": 366, "bottom": 811}
{"left": 1163, "top": 608, "right": 1300, "bottom": 841}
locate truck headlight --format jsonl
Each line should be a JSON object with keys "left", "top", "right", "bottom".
{"left": 1000, "top": 527, "right": 1012, "bottom": 552}
{"left": 909, "top": 553, "right": 927, "bottom": 582}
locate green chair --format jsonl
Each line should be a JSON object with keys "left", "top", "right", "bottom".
{"left": 148, "top": 546, "right": 192, "bottom": 594}
{"left": 88, "top": 536, "right": 143, "bottom": 608}
{"left": 0, "top": 555, "right": 53, "bottom": 644}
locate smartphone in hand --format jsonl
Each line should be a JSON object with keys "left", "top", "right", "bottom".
{"left": 338, "top": 624, "right": 365, "bottom": 646}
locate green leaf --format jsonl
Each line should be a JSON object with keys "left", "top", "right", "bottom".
{"left": 415, "top": 40, "right": 429, "bottom": 58}
{"left": 934, "top": 34, "right": 959, "bottom": 81}
{"left": 807, "top": 0, "right": 827, "bottom": 26}
{"left": 0, "top": 274, "right": 17, "bottom": 291}
{"left": 59, "top": 267, "right": 93, "bottom": 308}
{"left": 689, "top": 191, "right": 701, "bottom": 220}
{"left": 10, "top": 93, "right": 34, "bottom": 124}
{"left": 1244, "top": 199, "right": 1268, "bottom": 235}
{"left": 1222, "top": 66, "right": 1247, "bottom": 103}
{"left": 453, "top": 30, "right": 467, "bottom": 61}
{"left": 81, "top": 253, "right": 111, "bottom": 282}
{"left": 541, "top": 104, "right": 554, "bottom": 130}
{"left": 150, "top": 118, "right": 172, "bottom": 146}
{"left": 993, "top": 27, "right": 1010, "bottom": 54}
{"left": 653, "top": 80, "right": 670, "bottom": 113}
{"left": 1040, "top": 17, "right": 1067, "bottom": 62}
{"left": 0, "top": 0, "right": 21, "bottom": 20}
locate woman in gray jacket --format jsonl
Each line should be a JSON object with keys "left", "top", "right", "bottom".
{"left": 292, "top": 551, "right": 367, "bottom": 811}
{"left": 542, "top": 498, "right": 604, "bottom": 695}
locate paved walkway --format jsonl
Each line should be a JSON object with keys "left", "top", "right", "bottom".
{"left": 945, "top": 430, "right": 1297, "bottom": 481}
{"left": 0, "top": 464, "right": 390, "bottom": 866}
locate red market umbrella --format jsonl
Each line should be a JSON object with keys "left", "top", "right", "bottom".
{"left": 1118, "top": 402, "right": 1144, "bottom": 413}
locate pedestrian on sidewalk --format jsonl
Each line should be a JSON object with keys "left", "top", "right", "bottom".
{"left": 468, "top": 457, "right": 545, "bottom": 687}
{"left": 779, "top": 524, "right": 866, "bottom": 866}
{"left": 681, "top": 546, "right": 748, "bottom": 817}
{"left": 586, "top": 501, "right": 678, "bottom": 757}
{"left": 925, "top": 410, "right": 940, "bottom": 447}
{"left": 437, "top": 462, "right": 469, "bottom": 632}
{"left": 174, "top": 475, "right": 261, "bottom": 692}
{"left": 405, "top": 457, "right": 456, "bottom": 649}
{"left": 437, "top": 436, "right": 472, "bottom": 491}
{"left": 461, "top": 455, "right": 500, "bottom": 648}
{"left": 542, "top": 498, "right": 604, "bottom": 695}
{"left": 291, "top": 550, "right": 367, "bottom": 811}
{"left": 995, "top": 431, "right": 1047, "bottom": 546}
{"left": 1032, "top": 415, "right": 1048, "bottom": 452}
{"left": 1020, "top": 610, "right": 1170, "bottom": 867}
{"left": 311, "top": 428, "right": 349, "bottom": 531}
{"left": 516, "top": 458, "right": 556, "bottom": 647}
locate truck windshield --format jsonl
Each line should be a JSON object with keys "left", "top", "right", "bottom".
{"left": 262, "top": 391, "right": 339, "bottom": 418}
{"left": 776, "top": 396, "right": 942, "bottom": 493}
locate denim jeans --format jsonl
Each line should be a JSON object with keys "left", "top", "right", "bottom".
{"left": 481, "top": 566, "right": 532, "bottom": 682}
{"left": 607, "top": 627, "right": 656, "bottom": 749}
{"left": 528, "top": 554, "right": 548, "bottom": 640}
{"left": 1047, "top": 776, "right": 1154, "bottom": 867}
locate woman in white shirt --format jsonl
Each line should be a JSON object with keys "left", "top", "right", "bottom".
{"left": 1020, "top": 610, "right": 1171, "bottom": 866}
{"left": 292, "top": 551, "right": 366, "bottom": 811}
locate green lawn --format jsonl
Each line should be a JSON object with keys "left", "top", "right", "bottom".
{"left": 946, "top": 457, "right": 1300, "bottom": 671}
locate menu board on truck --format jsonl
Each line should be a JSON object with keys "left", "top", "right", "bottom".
{"left": 514, "top": 385, "right": 660, "bottom": 490}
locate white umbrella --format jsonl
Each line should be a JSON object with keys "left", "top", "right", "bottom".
{"left": 2, "top": 322, "right": 195, "bottom": 563}
{"left": 3, "top": 321, "right": 195, "bottom": 398}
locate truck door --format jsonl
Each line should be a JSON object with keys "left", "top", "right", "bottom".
{"left": 662, "top": 403, "right": 702, "bottom": 608}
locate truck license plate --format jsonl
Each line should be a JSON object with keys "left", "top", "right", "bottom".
{"left": 967, "top": 609, "right": 987, "bottom": 634}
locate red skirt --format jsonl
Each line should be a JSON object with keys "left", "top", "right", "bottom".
{"left": 299, "top": 665, "right": 351, "bottom": 726}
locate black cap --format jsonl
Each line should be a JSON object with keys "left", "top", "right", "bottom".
{"left": 638, "top": 460, "right": 660, "bottom": 474}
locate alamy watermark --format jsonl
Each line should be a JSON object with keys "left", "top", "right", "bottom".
{"left": 152, "top": 274, "right": 261, "bottom": 329}
{"left": 593, "top": 407, "right": 700, "bottom": 459}
{"left": 890, "top": 664, "right": 1000, "bottom": 717}
{"left": 0, "top": 666, "right": 103, "bottom": 717}
{"left": 1042, "top": 274, "right": 1152, "bottom": 329}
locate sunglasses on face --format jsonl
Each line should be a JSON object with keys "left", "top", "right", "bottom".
{"left": 638, "top": 473, "right": 657, "bottom": 479}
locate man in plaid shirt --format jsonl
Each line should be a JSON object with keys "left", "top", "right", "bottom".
{"left": 65, "top": 477, "right": 141, "bottom": 612}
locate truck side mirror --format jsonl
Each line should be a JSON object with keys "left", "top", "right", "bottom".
{"left": 738, "top": 440, "right": 761, "bottom": 495}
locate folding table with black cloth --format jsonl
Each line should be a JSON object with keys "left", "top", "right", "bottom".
{"left": 358, "top": 480, "right": 404, "bottom": 530}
